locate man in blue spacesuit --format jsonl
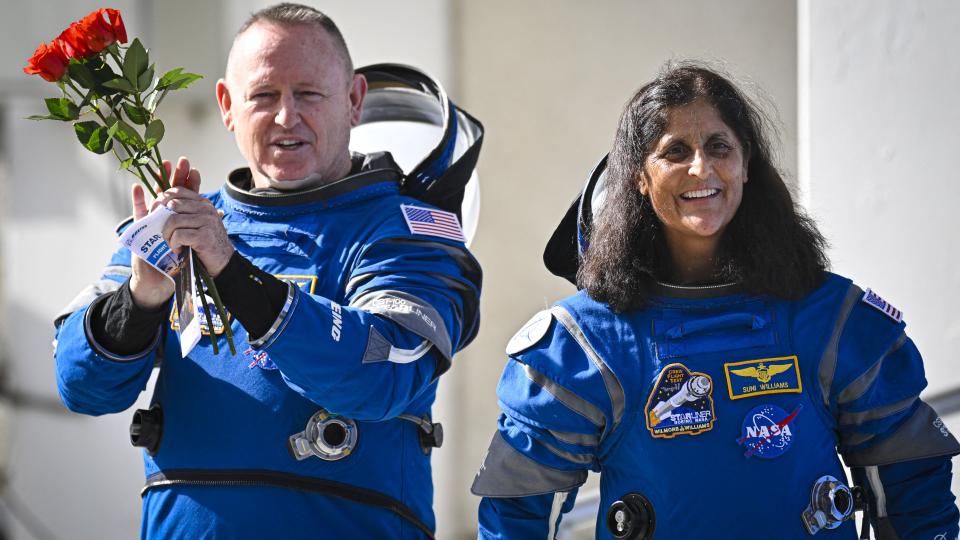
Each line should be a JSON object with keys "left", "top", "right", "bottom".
{"left": 472, "top": 64, "right": 958, "bottom": 539}
{"left": 53, "top": 4, "right": 481, "bottom": 538}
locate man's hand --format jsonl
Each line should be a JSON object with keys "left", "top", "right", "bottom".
{"left": 128, "top": 180, "right": 176, "bottom": 309}
{"left": 154, "top": 157, "right": 235, "bottom": 278}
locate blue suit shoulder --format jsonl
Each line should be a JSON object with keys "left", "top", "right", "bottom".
{"left": 503, "top": 291, "right": 630, "bottom": 437}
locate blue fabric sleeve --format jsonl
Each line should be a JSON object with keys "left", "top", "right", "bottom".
{"left": 258, "top": 236, "right": 480, "bottom": 421}
{"left": 53, "top": 244, "right": 158, "bottom": 416}
{"left": 831, "top": 298, "right": 960, "bottom": 466}
{"left": 852, "top": 455, "right": 959, "bottom": 538}
{"left": 478, "top": 489, "right": 579, "bottom": 540}
{"left": 474, "top": 313, "right": 614, "bottom": 537}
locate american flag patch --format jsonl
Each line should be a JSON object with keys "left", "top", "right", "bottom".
{"left": 400, "top": 204, "right": 466, "bottom": 243}
{"left": 862, "top": 288, "right": 903, "bottom": 323}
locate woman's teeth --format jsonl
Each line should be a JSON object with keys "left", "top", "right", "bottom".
{"left": 681, "top": 188, "right": 719, "bottom": 200}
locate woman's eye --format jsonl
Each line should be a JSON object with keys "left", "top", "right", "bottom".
{"left": 709, "top": 141, "right": 733, "bottom": 155}
{"left": 663, "top": 145, "right": 688, "bottom": 159}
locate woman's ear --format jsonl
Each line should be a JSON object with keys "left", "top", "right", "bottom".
{"left": 638, "top": 173, "right": 649, "bottom": 196}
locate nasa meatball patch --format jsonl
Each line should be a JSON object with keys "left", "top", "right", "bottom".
{"left": 737, "top": 404, "right": 802, "bottom": 458}
{"left": 645, "top": 363, "right": 716, "bottom": 439}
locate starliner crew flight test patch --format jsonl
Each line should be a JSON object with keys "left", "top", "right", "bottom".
{"left": 645, "top": 363, "right": 716, "bottom": 438}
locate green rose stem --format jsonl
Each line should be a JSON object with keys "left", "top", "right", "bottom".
{"left": 63, "top": 70, "right": 234, "bottom": 356}
{"left": 190, "top": 256, "right": 219, "bottom": 356}
{"left": 194, "top": 259, "right": 236, "bottom": 356}
{"left": 31, "top": 31, "right": 231, "bottom": 355}
{"left": 64, "top": 77, "right": 162, "bottom": 197}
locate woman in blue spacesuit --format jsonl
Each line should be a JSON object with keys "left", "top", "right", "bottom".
{"left": 472, "top": 63, "right": 959, "bottom": 539}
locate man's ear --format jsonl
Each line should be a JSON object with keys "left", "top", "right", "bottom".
{"left": 348, "top": 73, "right": 368, "bottom": 127}
{"left": 216, "top": 79, "right": 235, "bottom": 132}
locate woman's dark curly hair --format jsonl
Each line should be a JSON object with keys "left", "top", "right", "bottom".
{"left": 577, "top": 62, "right": 828, "bottom": 312}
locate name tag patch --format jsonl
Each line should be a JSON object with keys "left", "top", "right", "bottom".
{"left": 645, "top": 363, "right": 716, "bottom": 439}
{"left": 724, "top": 356, "right": 802, "bottom": 400}
{"left": 737, "top": 404, "right": 801, "bottom": 458}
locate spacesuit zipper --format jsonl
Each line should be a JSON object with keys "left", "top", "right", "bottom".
{"left": 143, "top": 478, "right": 268, "bottom": 490}
{"left": 141, "top": 470, "right": 436, "bottom": 538}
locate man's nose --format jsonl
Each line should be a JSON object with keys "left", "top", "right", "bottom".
{"left": 687, "top": 150, "right": 711, "bottom": 179}
{"left": 274, "top": 94, "right": 300, "bottom": 129}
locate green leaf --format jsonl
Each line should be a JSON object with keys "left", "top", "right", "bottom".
{"left": 44, "top": 98, "right": 79, "bottom": 121}
{"left": 138, "top": 65, "right": 155, "bottom": 93}
{"left": 111, "top": 118, "right": 145, "bottom": 149}
{"left": 74, "top": 121, "right": 113, "bottom": 154}
{"left": 106, "top": 120, "right": 120, "bottom": 139}
{"left": 103, "top": 78, "right": 137, "bottom": 93}
{"left": 67, "top": 61, "right": 97, "bottom": 89}
{"left": 123, "top": 38, "right": 149, "bottom": 88}
{"left": 157, "top": 67, "right": 184, "bottom": 89}
{"left": 120, "top": 157, "right": 135, "bottom": 170}
{"left": 87, "top": 58, "right": 120, "bottom": 94}
{"left": 167, "top": 72, "right": 203, "bottom": 90}
{"left": 123, "top": 102, "right": 149, "bottom": 125}
{"left": 145, "top": 119, "right": 165, "bottom": 149}
{"left": 145, "top": 88, "right": 169, "bottom": 113}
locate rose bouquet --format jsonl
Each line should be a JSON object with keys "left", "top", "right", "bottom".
{"left": 25, "top": 8, "right": 235, "bottom": 355}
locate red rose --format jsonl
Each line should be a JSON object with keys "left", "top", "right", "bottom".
{"left": 103, "top": 9, "right": 128, "bottom": 45}
{"left": 57, "top": 25, "right": 91, "bottom": 59}
{"left": 58, "top": 8, "right": 128, "bottom": 59}
{"left": 23, "top": 41, "right": 69, "bottom": 82}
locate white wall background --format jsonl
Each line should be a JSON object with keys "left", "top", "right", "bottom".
{"left": 799, "top": 0, "right": 960, "bottom": 510}
{"left": 0, "top": 1, "right": 957, "bottom": 539}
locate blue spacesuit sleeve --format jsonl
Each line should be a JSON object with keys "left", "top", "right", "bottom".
{"left": 852, "top": 456, "right": 959, "bottom": 539}
{"left": 53, "top": 243, "right": 158, "bottom": 416}
{"left": 473, "top": 308, "right": 621, "bottom": 537}
{"left": 821, "top": 285, "right": 960, "bottom": 537}
{"left": 254, "top": 235, "right": 481, "bottom": 421}
{"left": 477, "top": 489, "right": 579, "bottom": 540}
{"left": 825, "top": 288, "right": 960, "bottom": 466}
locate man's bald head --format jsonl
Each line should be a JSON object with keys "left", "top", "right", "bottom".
{"left": 227, "top": 3, "right": 353, "bottom": 81}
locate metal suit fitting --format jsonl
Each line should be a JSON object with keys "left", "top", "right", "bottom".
{"left": 397, "top": 414, "right": 443, "bottom": 454}
{"left": 130, "top": 403, "right": 163, "bottom": 455}
{"left": 288, "top": 410, "right": 358, "bottom": 461}
{"left": 802, "top": 475, "right": 860, "bottom": 534}
{"left": 606, "top": 493, "right": 656, "bottom": 540}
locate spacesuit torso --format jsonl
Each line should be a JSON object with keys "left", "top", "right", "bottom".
{"left": 56, "top": 153, "right": 482, "bottom": 539}
{"left": 474, "top": 274, "right": 958, "bottom": 539}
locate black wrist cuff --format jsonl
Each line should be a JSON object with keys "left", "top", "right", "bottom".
{"left": 90, "top": 280, "right": 167, "bottom": 356}
{"left": 213, "top": 252, "right": 288, "bottom": 339}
